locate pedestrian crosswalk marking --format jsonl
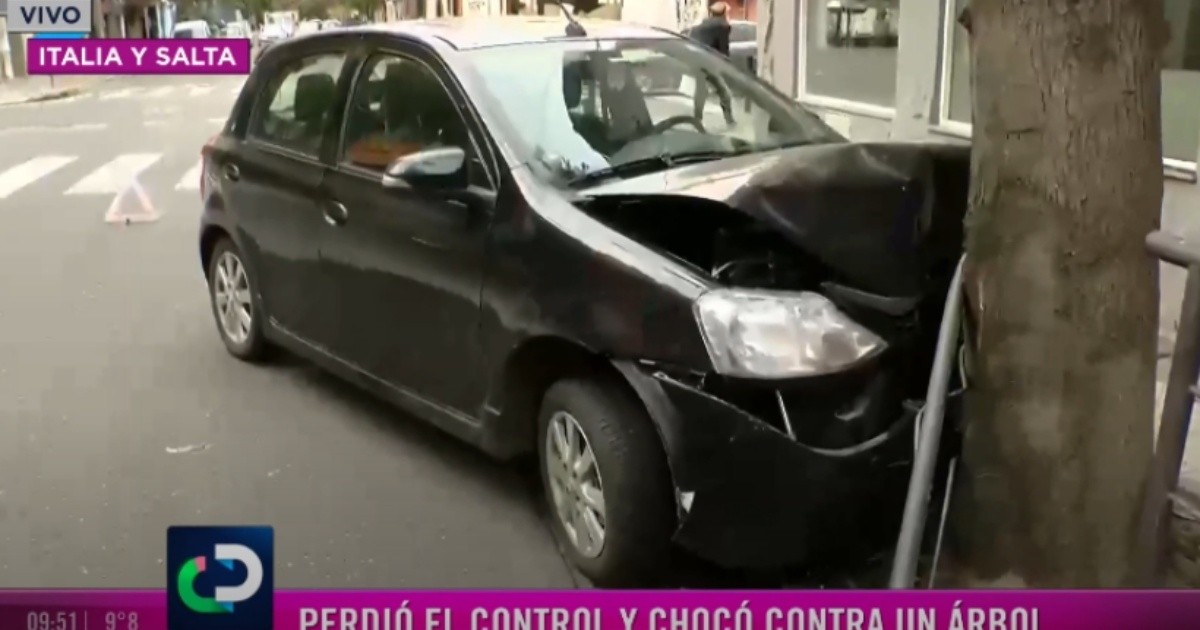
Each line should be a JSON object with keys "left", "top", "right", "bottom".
{"left": 91, "top": 82, "right": 242, "bottom": 101}
{"left": 65, "top": 153, "right": 163, "bottom": 195}
{"left": 0, "top": 156, "right": 77, "bottom": 199}
{"left": 0, "top": 123, "right": 107, "bottom": 136}
{"left": 176, "top": 160, "right": 203, "bottom": 191}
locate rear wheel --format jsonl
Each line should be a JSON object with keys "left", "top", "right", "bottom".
{"left": 207, "top": 238, "right": 269, "bottom": 362}
{"left": 537, "top": 378, "right": 675, "bottom": 586}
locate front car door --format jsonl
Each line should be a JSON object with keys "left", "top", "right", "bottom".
{"left": 221, "top": 46, "right": 349, "bottom": 342}
{"left": 316, "top": 41, "right": 497, "bottom": 414}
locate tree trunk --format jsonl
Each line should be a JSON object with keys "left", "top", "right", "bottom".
{"left": 951, "top": 0, "right": 1165, "bottom": 587}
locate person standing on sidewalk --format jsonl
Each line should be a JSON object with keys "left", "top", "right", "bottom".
{"left": 687, "top": 2, "right": 735, "bottom": 126}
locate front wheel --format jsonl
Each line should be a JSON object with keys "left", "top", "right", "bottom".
{"left": 537, "top": 378, "right": 675, "bottom": 587}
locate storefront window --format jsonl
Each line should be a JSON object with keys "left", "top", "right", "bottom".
{"left": 804, "top": 0, "right": 902, "bottom": 108}
{"left": 945, "top": 0, "right": 1200, "bottom": 163}
{"left": 945, "top": 0, "right": 971, "bottom": 124}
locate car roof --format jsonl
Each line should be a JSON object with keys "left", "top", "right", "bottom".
{"left": 342, "top": 16, "right": 678, "bottom": 50}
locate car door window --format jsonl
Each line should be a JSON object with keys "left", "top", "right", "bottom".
{"left": 341, "top": 53, "right": 482, "bottom": 183}
{"left": 250, "top": 52, "right": 346, "bottom": 156}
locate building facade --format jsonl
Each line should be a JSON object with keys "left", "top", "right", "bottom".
{"left": 756, "top": 0, "right": 1200, "bottom": 341}
{"left": 757, "top": 0, "right": 1200, "bottom": 199}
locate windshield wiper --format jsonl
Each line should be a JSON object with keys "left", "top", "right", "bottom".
{"left": 566, "top": 150, "right": 749, "bottom": 188}
{"left": 567, "top": 154, "right": 677, "bottom": 187}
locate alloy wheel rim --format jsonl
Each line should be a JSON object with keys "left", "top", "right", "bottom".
{"left": 213, "top": 251, "right": 253, "bottom": 345}
{"left": 545, "top": 411, "right": 607, "bottom": 558}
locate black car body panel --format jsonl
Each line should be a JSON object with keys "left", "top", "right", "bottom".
{"left": 615, "top": 361, "right": 933, "bottom": 569}
{"left": 199, "top": 19, "right": 970, "bottom": 570}
{"left": 576, "top": 142, "right": 970, "bottom": 298}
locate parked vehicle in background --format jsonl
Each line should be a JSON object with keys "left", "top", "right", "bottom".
{"left": 323, "top": 19, "right": 342, "bottom": 30}
{"left": 223, "top": 22, "right": 251, "bottom": 39}
{"left": 296, "top": 19, "right": 324, "bottom": 36}
{"left": 256, "top": 20, "right": 292, "bottom": 63}
{"left": 264, "top": 10, "right": 298, "bottom": 37}
{"left": 172, "top": 20, "right": 212, "bottom": 39}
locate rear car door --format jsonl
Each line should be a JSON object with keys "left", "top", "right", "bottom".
{"left": 316, "top": 44, "right": 496, "bottom": 413}
{"left": 215, "top": 47, "right": 348, "bottom": 343}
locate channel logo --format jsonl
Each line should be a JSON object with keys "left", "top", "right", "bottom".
{"left": 167, "top": 526, "right": 274, "bottom": 630}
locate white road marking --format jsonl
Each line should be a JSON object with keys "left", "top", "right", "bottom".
{"left": 0, "top": 156, "right": 77, "bottom": 199}
{"left": 188, "top": 85, "right": 215, "bottom": 97}
{"left": 0, "top": 123, "right": 107, "bottom": 135}
{"left": 99, "top": 88, "right": 137, "bottom": 100}
{"left": 176, "top": 160, "right": 203, "bottom": 191}
{"left": 65, "top": 153, "right": 162, "bottom": 195}
{"left": 145, "top": 86, "right": 174, "bottom": 98}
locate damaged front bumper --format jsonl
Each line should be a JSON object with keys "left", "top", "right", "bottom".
{"left": 617, "top": 361, "right": 919, "bottom": 571}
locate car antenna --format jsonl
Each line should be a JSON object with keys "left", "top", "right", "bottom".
{"left": 551, "top": 1, "right": 587, "bottom": 37}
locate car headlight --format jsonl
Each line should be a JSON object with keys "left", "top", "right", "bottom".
{"left": 694, "top": 288, "right": 887, "bottom": 379}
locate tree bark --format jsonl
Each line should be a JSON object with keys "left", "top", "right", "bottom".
{"left": 951, "top": 0, "right": 1165, "bottom": 587}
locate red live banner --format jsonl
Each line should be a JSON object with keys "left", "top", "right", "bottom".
{"left": 2, "top": 590, "right": 1198, "bottom": 630}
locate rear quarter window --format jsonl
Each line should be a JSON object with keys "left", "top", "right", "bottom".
{"left": 248, "top": 52, "right": 347, "bottom": 157}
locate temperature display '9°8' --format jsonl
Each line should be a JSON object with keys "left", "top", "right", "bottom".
{"left": 26, "top": 611, "right": 139, "bottom": 630}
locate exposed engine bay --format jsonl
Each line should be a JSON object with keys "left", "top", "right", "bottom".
{"left": 573, "top": 142, "right": 971, "bottom": 452}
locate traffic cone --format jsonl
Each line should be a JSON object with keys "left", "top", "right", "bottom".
{"left": 104, "top": 175, "right": 160, "bottom": 225}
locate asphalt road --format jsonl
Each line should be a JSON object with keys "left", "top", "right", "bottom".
{"left": 0, "top": 74, "right": 581, "bottom": 589}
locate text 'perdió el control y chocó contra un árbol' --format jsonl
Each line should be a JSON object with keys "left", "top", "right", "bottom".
{"left": 299, "top": 602, "right": 1040, "bottom": 630}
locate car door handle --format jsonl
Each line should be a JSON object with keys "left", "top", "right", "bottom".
{"left": 324, "top": 201, "right": 349, "bottom": 226}
{"left": 223, "top": 164, "right": 241, "bottom": 181}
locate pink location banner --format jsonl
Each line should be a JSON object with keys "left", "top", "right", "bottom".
{"left": 26, "top": 39, "right": 251, "bottom": 76}
{"left": 3, "top": 589, "right": 1200, "bottom": 630}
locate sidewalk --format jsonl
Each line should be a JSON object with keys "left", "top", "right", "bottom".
{"left": 0, "top": 75, "right": 109, "bottom": 106}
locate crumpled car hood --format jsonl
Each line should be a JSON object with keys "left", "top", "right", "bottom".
{"left": 579, "top": 141, "right": 970, "bottom": 297}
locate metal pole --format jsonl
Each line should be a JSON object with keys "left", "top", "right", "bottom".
{"left": 1134, "top": 231, "right": 1200, "bottom": 585}
{"left": 889, "top": 255, "right": 966, "bottom": 588}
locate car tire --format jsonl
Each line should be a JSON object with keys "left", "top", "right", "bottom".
{"left": 207, "top": 238, "right": 269, "bottom": 362}
{"left": 537, "top": 377, "right": 675, "bottom": 587}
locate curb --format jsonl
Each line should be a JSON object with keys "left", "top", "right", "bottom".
{"left": 0, "top": 76, "right": 113, "bottom": 106}
{"left": 24, "top": 86, "right": 86, "bottom": 103}
{"left": 0, "top": 86, "right": 83, "bottom": 106}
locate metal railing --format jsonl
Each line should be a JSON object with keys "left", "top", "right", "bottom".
{"left": 1135, "top": 230, "right": 1200, "bottom": 586}
{"left": 889, "top": 256, "right": 966, "bottom": 588}
{"left": 890, "top": 232, "right": 1198, "bottom": 588}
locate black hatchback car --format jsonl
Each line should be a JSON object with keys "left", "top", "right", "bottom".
{"left": 199, "top": 16, "right": 969, "bottom": 586}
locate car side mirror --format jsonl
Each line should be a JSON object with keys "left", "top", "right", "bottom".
{"left": 382, "top": 147, "right": 467, "bottom": 190}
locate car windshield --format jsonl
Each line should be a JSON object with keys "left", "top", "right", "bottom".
{"left": 462, "top": 38, "right": 842, "bottom": 186}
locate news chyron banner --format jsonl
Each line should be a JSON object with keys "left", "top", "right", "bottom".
{"left": 5, "top": 0, "right": 250, "bottom": 75}
{"left": 0, "top": 525, "right": 1199, "bottom": 630}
